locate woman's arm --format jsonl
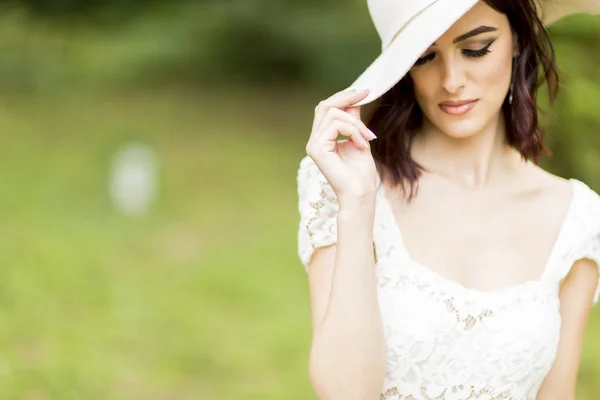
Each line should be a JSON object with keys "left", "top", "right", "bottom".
{"left": 307, "top": 195, "right": 386, "bottom": 400}
{"left": 536, "top": 258, "right": 599, "bottom": 400}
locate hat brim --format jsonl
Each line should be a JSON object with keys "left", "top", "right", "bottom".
{"left": 348, "top": 0, "right": 480, "bottom": 107}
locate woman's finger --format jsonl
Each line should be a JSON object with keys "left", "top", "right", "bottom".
{"left": 307, "top": 118, "right": 365, "bottom": 156}
{"left": 315, "top": 107, "right": 376, "bottom": 142}
{"left": 311, "top": 115, "right": 363, "bottom": 148}
{"left": 312, "top": 88, "right": 370, "bottom": 132}
{"left": 324, "top": 120, "right": 368, "bottom": 150}
{"left": 345, "top": 105, "right": 361, "bottom": 122}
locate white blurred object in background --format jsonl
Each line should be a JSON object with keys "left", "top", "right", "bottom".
{"left": 110, "top": 143, "right": 158, "bottom": 216}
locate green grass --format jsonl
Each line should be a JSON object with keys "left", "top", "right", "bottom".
{"left": 0, "top": 87, "right": 316, "bottom": 399}
{"left": 0, "top": 87, "right": 598, "bottom": 399}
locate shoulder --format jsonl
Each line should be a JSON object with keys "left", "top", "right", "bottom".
{"left": 569, "top": 178, "right": 600, "bottom": 249}
{"left": 536, "top": 168, "right": 600, "bottom": 232}
{"left": 523, "top": 166, "right": 599, "bottom": 217}
{"left": 571, "top": 178, "right": 600, "bottom": 215}
{"left": 521, "top": 167, "right": 600, "bottom": 253}
{"left": 514, "top": 167, "right": 576, "bottom": 225}
{"left": 559, "top": 177, "right": 600, "bottom": 305}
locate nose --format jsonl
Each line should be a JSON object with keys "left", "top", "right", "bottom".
{"left": 441, "top": 56, "right": 466, "bottom": 94}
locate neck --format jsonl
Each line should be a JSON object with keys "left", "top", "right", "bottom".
{"left": 411, "top": 114, "right": 525, "bottom": 189}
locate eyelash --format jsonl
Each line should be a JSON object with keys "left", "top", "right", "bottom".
{"left": 414, "top": 40, "right": 495, "bottom": 66}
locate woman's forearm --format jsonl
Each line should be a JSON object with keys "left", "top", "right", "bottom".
{"left": 309, "top": 196, "right": 387, "bottom": 400}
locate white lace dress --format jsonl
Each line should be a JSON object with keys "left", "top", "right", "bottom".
{"left": 296, "top": 155, "right": 600, "bottom": 400}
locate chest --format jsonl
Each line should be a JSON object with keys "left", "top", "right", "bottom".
{"left": 380, "top": 182, "right": 572, "bottom": 292}
{"left": 370, "top": 176, "right": 584, "bottom": 399}
{"left": 377, "top": 268, "right": 560, "bottom": 338}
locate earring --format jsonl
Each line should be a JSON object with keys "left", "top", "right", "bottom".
{"left": 509, "top": 57, "right": 517, "bottom": 104}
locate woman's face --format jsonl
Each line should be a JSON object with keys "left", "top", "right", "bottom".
{"left": 409, "top": 2, "right": 518, "bottom": 139}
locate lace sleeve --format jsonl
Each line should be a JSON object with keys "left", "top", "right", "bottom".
{"left": 574, "top": 229, "right": 600, "bottom": 305}
{"left": 297, "top": 155, "right": 339, "bottom": 272}
{"left": 558, "top": 181, "right": 600, "bottom": 305}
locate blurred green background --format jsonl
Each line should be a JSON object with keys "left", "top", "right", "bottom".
{"left": 1, "top": 0, "right": 600, "bottom": 399}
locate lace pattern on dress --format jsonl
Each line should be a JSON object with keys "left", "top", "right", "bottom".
{"left": 297, "top": 156, "right": 339, "bottom": 270}
{"left": 372, "top": 179, "right": 563, "bottom": 400}
{"left": 381, "top": 384, "right": 513, "bottom": 399}
{"left": 296, "top": 165, "right": 600, "bottom": 399}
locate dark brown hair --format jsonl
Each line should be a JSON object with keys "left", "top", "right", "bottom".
{"left": 365, "top": 0, "right": 559, "bottom": 199}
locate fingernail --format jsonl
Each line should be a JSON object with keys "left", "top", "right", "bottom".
{"left": 356, "top": 87, "right": 371, "bottom": 93}
{"left": 368, "top": 129, "right": 377, "bottom": 139}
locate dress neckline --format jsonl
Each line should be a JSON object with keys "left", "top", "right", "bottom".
{"left": 375, "top": 175, "right": 580, "bottom": 298}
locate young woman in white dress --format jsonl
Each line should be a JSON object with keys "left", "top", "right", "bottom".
{"left": 297, "top": 0, "right": 600, "bottom": 399}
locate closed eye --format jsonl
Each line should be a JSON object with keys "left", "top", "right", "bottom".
{"left": 413, "top": 39, "right": 496, "bottom": 66}
{"left": 414, "top": 53, "right": 435, "bottom": 66}
{"left": 462, "top": 40, "right": 495, "bottom": 58}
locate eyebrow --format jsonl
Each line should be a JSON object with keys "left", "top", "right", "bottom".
{"left": 432, "top": 25, "right": 498, "bottom": 45}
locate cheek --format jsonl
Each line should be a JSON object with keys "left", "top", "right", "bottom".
{"left": 410, "top": 70, "right": 437, "bottom": 106}
{"left": 472, "top": 54, "right": 513, "bottom": 97}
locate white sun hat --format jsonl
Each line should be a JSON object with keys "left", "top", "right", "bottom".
{"left": 348, "top": 0, "right": 600, "bottom": 107}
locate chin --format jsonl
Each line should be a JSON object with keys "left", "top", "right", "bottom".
{"left": 432, "top": 115, "right": 487, "bottom": 139}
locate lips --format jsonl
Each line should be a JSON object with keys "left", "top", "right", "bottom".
{"left": 439, "top": 99, "right": 478, "bottom": 116}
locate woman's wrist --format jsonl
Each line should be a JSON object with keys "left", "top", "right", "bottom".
{"left": 338, "top": 194, "right": 376, "bottom": 221}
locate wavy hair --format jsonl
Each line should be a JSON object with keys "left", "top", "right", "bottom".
{"left": 365, "top": 0, "right": 559, "bottom": 199}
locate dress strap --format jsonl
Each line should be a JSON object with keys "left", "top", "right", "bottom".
{"left": 373, "top": 178, "right": 412, "bottom": 264}
{"left": 539, "top": 178, "right": 580, "bottom": 281}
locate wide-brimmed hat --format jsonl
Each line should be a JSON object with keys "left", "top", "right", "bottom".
{"left": 348, "top": 0, "right": 600, "bottom": 107}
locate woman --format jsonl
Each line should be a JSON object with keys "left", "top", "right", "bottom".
{"left": 297, "top": 0, "right": 600, "bottom": 399}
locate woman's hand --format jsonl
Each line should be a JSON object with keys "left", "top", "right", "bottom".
{"left": 305, "top": 88, "right": 378, "bottom": 203}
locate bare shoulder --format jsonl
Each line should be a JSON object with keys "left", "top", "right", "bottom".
{"left": 517, "top": 164, "right": 573, "bottom": 209}
{"left": 528, "top": 165, "right": 600, "bottom": 209}
{"left": 525, "top": 166, "right": 599, "bottom": 289}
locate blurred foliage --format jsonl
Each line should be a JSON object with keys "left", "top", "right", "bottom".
{"left": 0, "top": 1, "right": 599, "bottom": 399}
{"left": 0, "top": 1, "right": 380, "bottom": 92}
{"left": 0, "top": 1, "right": 599, "bottom": 103}
{"left": 3, "top": 0, "right": 174, "bottom": 24}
